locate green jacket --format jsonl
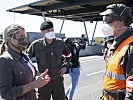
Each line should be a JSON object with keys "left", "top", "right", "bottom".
{"left": 27, "top": 38, "right": 71, "bottom": 77}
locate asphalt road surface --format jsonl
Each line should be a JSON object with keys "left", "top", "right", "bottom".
{"left": 64, "top": 55, "right": 105, "bottom": 100}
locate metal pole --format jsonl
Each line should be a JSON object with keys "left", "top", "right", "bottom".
{"left": 59, "top": 19, "right": 65, "bottom": 34}
{"left": 42, "top": 12, "right": 46, "bottom": 21}
{"left": 91, "top": 21, "right": 97, "bottom": 45}
{"left": 14, "top": 13, "right": 16, "bottom": 23}
{"left": 83, "top": 20, "right": 89, "bottom": 45}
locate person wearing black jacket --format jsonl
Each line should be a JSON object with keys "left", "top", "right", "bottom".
{"left": 64, "top": 38, "right": 81, "bottom": 100}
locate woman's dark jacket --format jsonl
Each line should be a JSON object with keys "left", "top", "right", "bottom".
{"left": 0, "top": 48, "right": 37, "bottom": 100}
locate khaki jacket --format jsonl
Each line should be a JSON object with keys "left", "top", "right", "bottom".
{"left": 27, "top": 38, "right": 70, "bottom": 77}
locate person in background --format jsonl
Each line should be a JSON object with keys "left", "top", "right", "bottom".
{"left": 80, "top": 34, "right": 86, "bottom": 49}
{"left": 27, "top": 20, "right": 71, "bottom": 100}
{"left": 100, "top": 4, "right": 133, "bottom": 100}
{"left": 0, "top": 24, "right": 50, "bottom": 100}
{"left": 103, "top": 36, "right": 114, "bottom": 60}
{"left": 63, "top": 38, "right": 81, "bottom": 100}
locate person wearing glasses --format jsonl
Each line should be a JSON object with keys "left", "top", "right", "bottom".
{"left": 100, "top": 4, "right": 133, "bottom": 100}
{"left": 0, "top": 24, "right": 50, "bottom": 100}
{"left": 27, "top": 20, "right": 71, "bottom": 100}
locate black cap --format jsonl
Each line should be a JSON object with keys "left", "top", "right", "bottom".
{"left": 100, "top": 4, "right": 132, "bottom": 17}
{"left": 105, "top": 36, "right": 114, "bottom": 42}
{"left": 40, "top": 20, "right": 53, "bottom": 31}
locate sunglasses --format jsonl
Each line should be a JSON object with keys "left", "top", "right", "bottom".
{"left": 103, "top": 14, "right": 120, "bottom": 23}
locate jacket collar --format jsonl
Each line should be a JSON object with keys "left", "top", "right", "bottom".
{"left": 7, "top": 48, "right": 22, "bottom": 60}
{"left": 111, "top": 28, "right": 133, "bottom": 50}
{"left": 42, "top": 38, "right": 56, "bottom": 46}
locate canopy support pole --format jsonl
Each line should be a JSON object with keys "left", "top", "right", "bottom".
{"left": 91, "top": 21, "right": 97, "bottom": 45}
{"left": 83, "top": 20, "right": 89, "bottom": 45}
{"left": 59, "top": 19, "right": 65, "bottom": 34}
{"left": 42, "top": 12, "right": 46, "bottom": 21}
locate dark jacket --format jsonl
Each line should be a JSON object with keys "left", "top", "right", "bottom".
{"left": 105, "top": 28, "right": 133, "bottom": 98}
{"left": 27, "top": 38, "right": 71, "bottom": 77}
{"left": 106, "top": 28, "right": 133, "bottom": 77}
{"left": 0, "top": 48, "right": 37, "bottom": 100}
{"left": 66, "top": 42, "right": 80, "bottom": 67}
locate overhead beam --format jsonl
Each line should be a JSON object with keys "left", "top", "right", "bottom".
{"left": 28, "top": 0, "right": 104, "bottom": 11}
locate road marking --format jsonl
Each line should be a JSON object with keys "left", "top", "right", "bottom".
{"left": 81, "top": 57, "right": 103, "bottom": 62}
{"left": 86, "top": 70, "right": 104, "bottom": 76}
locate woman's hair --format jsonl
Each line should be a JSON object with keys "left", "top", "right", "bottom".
{"left": 0, "top": 42, "right": 6, "bottom": 55}
{"left": 0, "top": 24, "right": 24, "bottom": 55}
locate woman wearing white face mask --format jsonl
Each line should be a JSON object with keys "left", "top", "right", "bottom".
{"left": 99, "top": 4, "right": 133, "bottom": 100}
{"left": 27, "top": 20, "right": 72, "bottom": 100}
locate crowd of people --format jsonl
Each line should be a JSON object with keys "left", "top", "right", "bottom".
{"left": 0, "top": 3, "right": 133, "bottom": 100}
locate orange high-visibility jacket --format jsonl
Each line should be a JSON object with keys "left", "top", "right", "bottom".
{"left": 103, "top": 35, "right": 133, "bottom": 91}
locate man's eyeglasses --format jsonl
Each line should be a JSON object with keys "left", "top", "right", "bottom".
{"left": 103, "top": 14, "right": 120, "bottom": 23}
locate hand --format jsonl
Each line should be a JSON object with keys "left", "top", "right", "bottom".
{"left": 59, "top": 67, "right": 67, "bottom": 77}
{"left": 40, "top": 69, "right": 49, "bottom": 78}
{"left": 32, "top": 69, "right": 51, "bottom": 88}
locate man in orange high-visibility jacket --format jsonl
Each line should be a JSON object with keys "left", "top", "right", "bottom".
{"left": 100, "top": 4, "right": 133, "bottom": 100}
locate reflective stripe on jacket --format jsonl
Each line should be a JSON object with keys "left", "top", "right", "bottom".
{"left": 103, "top": 35, "right": 133, "bottom": 91}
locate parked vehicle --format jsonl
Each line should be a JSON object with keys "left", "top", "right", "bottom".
{"left": 0, "top": 33, "right": 3, "bottom": 44}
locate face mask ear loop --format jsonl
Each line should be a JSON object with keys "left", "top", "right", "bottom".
{"left": 112, "top": 21, "right": 117, "bottom": 30}
{"left": 112, "top": 26, "right": 115, "bottom": 30}
{"left": 24, "top": 32, "right": 28, "bottom": 37}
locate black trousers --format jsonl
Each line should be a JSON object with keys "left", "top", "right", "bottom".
{"left": 101, "top": 90, "right": 125, "bottom": 100}
{"left": 38, "top": 77, "right": 65, "bottom": 100}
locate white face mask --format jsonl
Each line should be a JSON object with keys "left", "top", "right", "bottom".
{"left": 101, "top": 23, "right": 113, "bottom": 37}
{"left": 44, "top": 31, "right": 56, "bottom": 39}
{"left": 101, "top": 23, "right": 127, "bottom": 37}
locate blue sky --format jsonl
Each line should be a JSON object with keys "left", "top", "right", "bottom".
{"left": 0, "top": 0, "right": 105, "bottom": 38}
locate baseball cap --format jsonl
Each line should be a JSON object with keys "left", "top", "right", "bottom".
{"left": 105, "top": 36, "right": 114, "bottom": 42}
{"left": 40, "top": 20, "right": 53, "bottom": 31}
{"left": 100, "top": 4, "right": 131, "bottom": 17}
